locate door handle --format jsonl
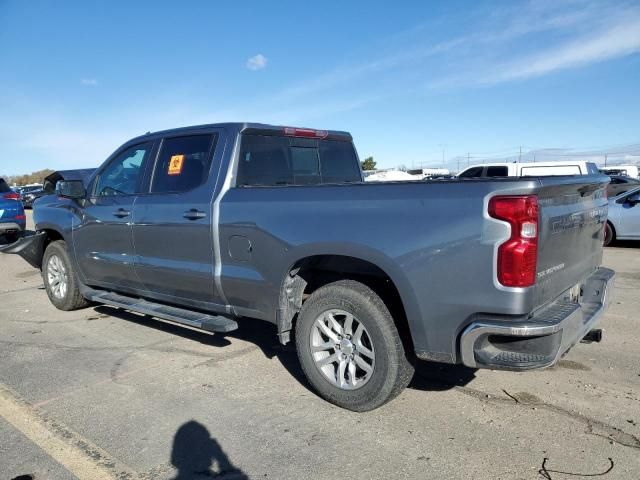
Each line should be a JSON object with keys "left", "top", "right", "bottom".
{"left": 183, "top": 209, "right": 206, "bottom": 220}
{"left": 113, "top": 208, "right": 130, "bottom": 218}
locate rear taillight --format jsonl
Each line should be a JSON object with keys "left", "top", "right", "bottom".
{"left": 488, "top": 195, "right": 539, "bottom": 287}
{"left": 283, "top": 127, "right": 328, "bottom": 139}
{"left": 15, "top": 214, "right": 26, "bottom": 220}
{"left": 3, "top": 192, "right": 20, "bottom": 200}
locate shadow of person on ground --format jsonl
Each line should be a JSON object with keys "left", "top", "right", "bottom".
{"left": 171, "top": 420, "right": 248, "bottom": 480}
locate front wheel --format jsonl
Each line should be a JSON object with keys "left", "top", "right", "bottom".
{"left": 295, "top": 280, "right": 414, "bottom": 411}
{"left": 42, "top": 240, "right": 90, "bottom": 311}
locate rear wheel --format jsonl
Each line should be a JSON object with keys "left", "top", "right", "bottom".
{"left": 604, "top": 222, "right": 615, "bottom": 246}
{"left": 295, "top": 280, "right": 414, "bottom": 411}
{"left": 42, "top": 240, "right": 90, "bottom": 311}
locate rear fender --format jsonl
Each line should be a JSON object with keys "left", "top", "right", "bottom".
{"left": 0, "top": 231, "right": 47, "bottom": 269}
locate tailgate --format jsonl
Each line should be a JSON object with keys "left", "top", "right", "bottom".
{"left": 533, "top": 175, "right": 609, "bottom": 309}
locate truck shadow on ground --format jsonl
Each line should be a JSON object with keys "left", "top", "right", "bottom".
{"left": 93, "top": 305, "right": 477, "bottom": 395}
{"left": 606, "top": 240, "right": 640, "bottom": 249}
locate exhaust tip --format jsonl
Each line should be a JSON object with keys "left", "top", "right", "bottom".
{"left": 581, "top": 329, "right": 603, "bottom": 344}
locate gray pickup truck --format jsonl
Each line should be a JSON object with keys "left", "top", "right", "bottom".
{"left": 2, "top": 123, "right": 615, "bottom": 411}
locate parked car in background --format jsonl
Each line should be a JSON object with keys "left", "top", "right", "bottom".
{"left": 604, "top": 186, "right": 640, "bottom": 246}
{"left": 1, "top": 122, "right": 614, "bottom": 411}
{"left": 458, "top": 161, "right": 599, "bottom": 178}
{"left": 18, "top": 184, "right": 43, "bottom": 196}
{"left": 606, "top": 175, "right": 640, "bottom": 198}
{"left": 365, "top": 170, "right": 419, "bottom": 181}
{"left": 0, "top": 178, "right": 26, "bottom": 242}
{"left": 406, "top": 168, "right": 450, "bottom": 179}
{"left": 21, "top": 188, "right": 48, "bottom": 208}
{"left": 600, "top": 165, "right": 639, "bottom": 179}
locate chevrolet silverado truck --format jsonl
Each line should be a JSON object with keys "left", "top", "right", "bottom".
{"left": 1, "top": 123, "right": 615, "bottom": 411}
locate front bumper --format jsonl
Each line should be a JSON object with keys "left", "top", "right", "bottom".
{"left": 460, "top": 267, "right": 615, "bottom": 370}
{"left": 0, "top": 231, "right": 47, "bottom": 269}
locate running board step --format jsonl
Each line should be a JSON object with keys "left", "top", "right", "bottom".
{"left": 82, "top": 287, "right": 238, "bottom": 333}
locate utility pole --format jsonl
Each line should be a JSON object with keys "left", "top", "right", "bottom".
{"left": 533, "top": 154, "right": 536, "bottom": 163}
{"left": 467, "top": 152, "right": 470, "bottom": 167}
{"left": 457, "top": 157, "right": 460, "bottom": 172}
{"left": 604, "top": 154, "right": 607, "bottom": 167}
{"left": 518, "top": 146, "right": 522, "bottom": 163}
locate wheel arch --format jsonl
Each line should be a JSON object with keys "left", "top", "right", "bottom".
{"left": 276, "top": 247, "right": 424, "bottom": 356}
{"left": 0, "top": 226, "right": 66, "bottom": 270}
{"left": 39, "top": 227, "right": 67, "bottom": 264}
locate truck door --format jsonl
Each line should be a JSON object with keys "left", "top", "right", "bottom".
{"left": 131, "top": 130, "right": 227, "bottom": 307}
{"left": 73, "top": 141, "right": 155, "bottom": 289}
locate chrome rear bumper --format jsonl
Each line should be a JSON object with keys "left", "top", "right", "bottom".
{"left": 460, "top": 267, "right": 615, "bottom": 370}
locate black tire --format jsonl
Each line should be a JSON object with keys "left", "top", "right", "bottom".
{"left": 604, "top": 222, "right": 615, "bottom": 247}
{"left": 42, "top": 240, "right": 90, "bottom": 311}
{"left": 295, "top": 279, "right": 414, "bottom": 411}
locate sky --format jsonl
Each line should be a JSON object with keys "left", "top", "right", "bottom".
{"left": 1, "top": 0, "right": 639, "bottom": 175}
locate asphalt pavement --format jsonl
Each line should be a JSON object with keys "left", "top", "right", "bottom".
{"left": 0, "top": 211, "right": 638, "bottom": 479}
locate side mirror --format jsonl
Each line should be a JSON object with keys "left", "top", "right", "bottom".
{"left": 56, "top": 180, "right": 86, "bottom": 199}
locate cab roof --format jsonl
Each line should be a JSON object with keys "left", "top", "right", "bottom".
{"left": 130, "top": 122, "right": 352, "bottom": 144}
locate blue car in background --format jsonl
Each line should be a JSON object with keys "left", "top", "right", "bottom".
{"left": 0, "top": 178, "right": 26, "bottom": 243}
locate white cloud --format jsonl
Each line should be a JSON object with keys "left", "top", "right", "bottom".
{"left": 80, "top": 78, "right": 98, "bottom": 86}
{"left": 246, "top": 54, "right": 268, "bottom": 71}
{"left": 480, "top": 16, "right": 640, "bottom": 85}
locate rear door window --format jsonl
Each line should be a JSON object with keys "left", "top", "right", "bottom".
{"left": 458, "top": 166, "right": 483, "bottom": 178}
{"left": 237, "top": 135, "right": 361, "bottom": 186}
{"left": 486, "top": 166, "right": 508, "bottom": 177}
{"left": 151, "top": 134, "right": 217, "bottom": 193}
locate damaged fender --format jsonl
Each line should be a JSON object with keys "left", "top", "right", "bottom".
{"left": 0, "top": 231, "right": 47, "bottom": 269}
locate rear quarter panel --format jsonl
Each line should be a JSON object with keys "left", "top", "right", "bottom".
{"left": 219, "top": 179, "right": 542, "bottom": 361}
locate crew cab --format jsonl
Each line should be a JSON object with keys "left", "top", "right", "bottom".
{"left": 1, "top": 123, "right": 615, "bottom": 411}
